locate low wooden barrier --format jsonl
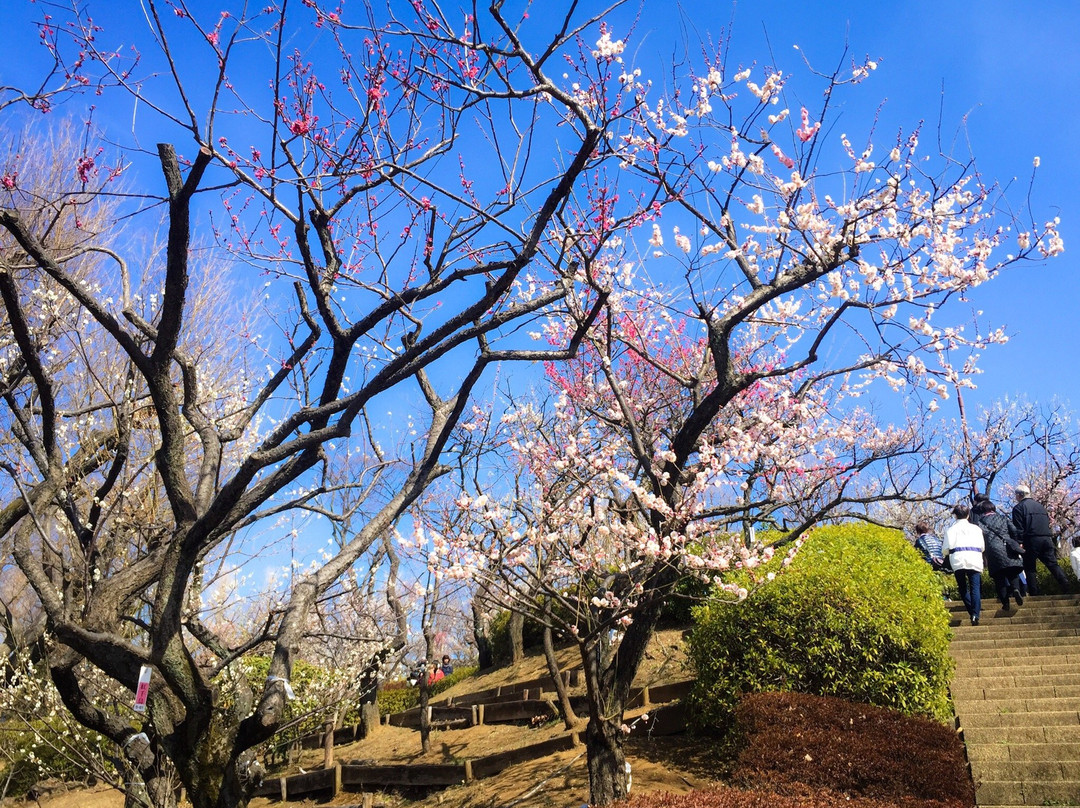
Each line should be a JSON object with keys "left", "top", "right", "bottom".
{"left": 254, "top": 763, "right": 342, "bottom": 799}
{"left": 470, "top": 732, "right": 580, "bottom": 779}
{"left": 626, "top": 680, "right": 695, "bottom": 710}
{"left": 386, "top": 705, "right": 475, "bottom": 729}
{"left": 447, "top": 686, "right": 543, "bottom": 706}
{"left": 646, "top": 680, "right": 693, "bottom": 704}
{"left": 341, "top": 763, "right": 468, "bottom": 788}
{"left": 441, "top": 669, "right": 581, "bottom": 707}
{"left": 255, "top": 732, "right": 583, "bottom": 800}
{"left": 478, "top": 698, "right": 555, "bottom": 725}
{"left": 627, "top": 701, "right": 688, "bottom": 737}
{"left": 261, "top": 673, "right": 693, "bottom": 801}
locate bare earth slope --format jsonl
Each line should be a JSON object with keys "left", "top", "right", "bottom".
{"left": 29, "top": 629, "right": 717, "bottom": 808}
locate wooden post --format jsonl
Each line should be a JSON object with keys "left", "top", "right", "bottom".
{"left": 464, "top": 759, "right": 474, "bottom": 783}
{"left": 471, "top": 704, "right": 478, "bottom": 726}
{"left": 278, "top": 776, "right": 287, "bottom": 801}
{"left": 332, "top": 762, "right": 342, "bottom": 797}
{"left": 362, "top": 793, "right": 374, "bottom": 808}
{"left": 477, "top": 703, "right": 485, "bottom": 725}
{"left": 323, "top": 720, "right": 335, "bottom": 768}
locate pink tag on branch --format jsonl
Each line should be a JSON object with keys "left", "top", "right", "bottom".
{"left": 134, "top": 665, "right": 152, "bottom": 713}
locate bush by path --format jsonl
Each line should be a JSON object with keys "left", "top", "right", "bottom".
{"left": 687, "top": 524, "right": 953, "bottom": 735}
{"left": 730, "top": 691, "right": 973, "bottom": 806}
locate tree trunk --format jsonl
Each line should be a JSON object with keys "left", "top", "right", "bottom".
{"left": 121, "top": 768, "right": 176, "bottom": 808}
{"left": 508, "top": 611, "right": 525, "bottom": 664}
{"left": 542, "top": 610, "right": 577, "bottom": 729}
{"left": 358, "top": 697, "right": 380, "bottom": 739}
{"left": 322, "top": 718, "right": 335, "bottom": 769}
{"left": 418, "top": 677, "right": 432, "bottom": 753}
{"left": 472, "top": 599, "right": 494, "bottom": 670}
{"left": 583, "top": 714, "right": 628, "bottom": 806}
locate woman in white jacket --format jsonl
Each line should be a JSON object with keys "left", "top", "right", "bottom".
{"left": 943, "top": 502, "right": 986, "bottom": 625}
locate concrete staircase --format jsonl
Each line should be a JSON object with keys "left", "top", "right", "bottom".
{"left": 949, "top": 595, "right": 1080, "bottom": 807}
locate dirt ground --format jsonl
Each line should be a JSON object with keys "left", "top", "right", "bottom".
{"left": 17, "top": 629, "right": 713, "bottom": 808}
{"left": 24, "top": 736, "right": 722, "bottom": 808}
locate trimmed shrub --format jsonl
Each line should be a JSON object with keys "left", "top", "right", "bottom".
{"left": 687, "top": 524, "right": 953, "bottom": 736}
{"left": 619, "top": 786, "right": 961, "bottom": 808}
{"left": 731, "top": 691, "right": 974, "bottom": 806}
{"left": 375, "top": 665, "right": 478, "bottom": 715}
{"left": 375, "top": 679, "right": 419, "bottom": 715}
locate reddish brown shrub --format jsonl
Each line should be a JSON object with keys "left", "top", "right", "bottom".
{"left": 728, "top": 691, "right": 974, "bottom": 807}
{"left": 620, "top": 784, "right": 962, "bottom": 808}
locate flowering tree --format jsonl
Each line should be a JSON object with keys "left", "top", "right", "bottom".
{"left": 0, "top": 3, "right": 652, "bottom": 808}
{"left": 445, "top": 30, "right": 1063, "bottom": 806}
{"left": 956, "top": 398, "right": 1080, "bottom": 542}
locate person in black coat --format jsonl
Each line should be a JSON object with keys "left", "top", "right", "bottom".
{"left": 972, "top": 498, "right": 1025, "bottom": 610}
{"left": 1012, "top": 484, "right": 1070, "bottom": 595}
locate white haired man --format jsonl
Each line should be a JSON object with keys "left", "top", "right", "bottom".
{"left": 1012, "top": 484, "right": 1070, "bottom": 595}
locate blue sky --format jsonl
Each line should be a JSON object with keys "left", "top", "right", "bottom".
{"left": 613, "top": 0, "right": 1079, "bottom": 418}
{"left": 0, "top": 0, "right": 1074, "bottom": 417}
{"left": 0, "top": 0, "right": 1073, "bottom": 592}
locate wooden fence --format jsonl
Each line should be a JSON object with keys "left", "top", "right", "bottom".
{"left": 253, "top": 733, "right": 582, "bottom": 800}
{"left": 257, "top": 675, "right": 694, "bottom": 801}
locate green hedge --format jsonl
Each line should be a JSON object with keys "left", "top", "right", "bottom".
{"left": 375, "top": 665, "right": 478, "bottom": 715}
{"left": 687, "top": 524, "right": 954, "bottom": 737}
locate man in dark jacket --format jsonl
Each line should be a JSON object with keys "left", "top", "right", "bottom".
{"left": 1012, "top": 484, "right": 1070, "bottom": 595}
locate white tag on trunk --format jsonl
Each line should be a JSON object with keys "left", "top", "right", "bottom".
{"left": 133, "top": 665, "right": 152, "bottom": 712}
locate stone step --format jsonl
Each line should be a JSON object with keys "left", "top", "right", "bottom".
{"left": 956, "top": 662, "right": 1080, "bottom": 678}
{"left": 949, "top": 613, "right": 1079, "bottom": 626}
{"left": 949, "top": 601, "right": 1080, "bottom": 614}
{"left": 951, "top": 649, "right": 1080, "bottom": 665}
{"left": 949, "top": 598, "right": 1080, "bottom": 610}
{"left": 958, "top": 709, "right": 1079, "bottom": 728}
{"left": 949, "top": 610, "right": 1080, "bottom": 625}
{"left": 970, "top": 759, "right": 1080, "bottom": 780}
{"left": 952, "top": 683, "right": 1080, "bottom": 701}
{"left": 949, "top": 594, "right": 1080, "bottom": 806}
{"left": 955, "top": 696, "right": 1080, "bottom": 714}
{"left": 951, "top": 626, "right": 1080, "bottom": 641}
{"left": 949, "top": 636, "right": 1080, "bottom": 652}
{"left": 948, "top": 596, "right": 1080, "bottom": 610}
{"left": 967, "top": 741, "right": 1080, "bottom": 762}
{"left": 951, "top": 615, "right": 1080, "bottom": 629}
{"left": 975, "top": 779, "right": 1080, "bottom": 806}
{"left": 952, "top": 672, "right": 1080, "bottom": 689}
{"left": 963, "top": 724, "right": 1080, "bottom": 745}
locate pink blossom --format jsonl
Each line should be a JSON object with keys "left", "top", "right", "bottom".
{"left": 771, "top": 144, "right": 795, "bottom": 169}
{"left": 75, "top": 154, "right": 95, "bottom": 184}
{"left": 796, "top": 107, "right": 820, "bottom": 142}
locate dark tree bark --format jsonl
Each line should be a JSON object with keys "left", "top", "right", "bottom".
{"left": 472, "top": 599, "right": 494, "bottom": 671}
{"left": 542, "top": 604, "right": 577, "bottom": 730}
{"left": 508, "top": 611, "right": 525, "bottom": 664}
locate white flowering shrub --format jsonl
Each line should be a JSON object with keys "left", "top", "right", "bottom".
{"left": 0, "top": 651, "right": 121, "bottom": 797}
